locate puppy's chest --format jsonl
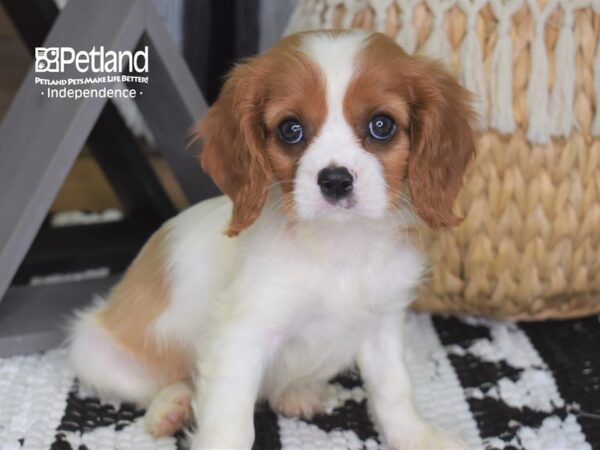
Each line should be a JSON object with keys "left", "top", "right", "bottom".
{"left": 273, "top": 239, "right": 422, "bottom": 367}
{"left": 295, "top": 235, "right": 423, "bottom": 312}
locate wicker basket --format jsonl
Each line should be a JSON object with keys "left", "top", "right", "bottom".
{"left": 287, "top": 0, "right": 600, "bottom": 319}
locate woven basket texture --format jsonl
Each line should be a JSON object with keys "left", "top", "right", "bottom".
{"left": 287, "top": 0, "right": 600, "bottom": 319}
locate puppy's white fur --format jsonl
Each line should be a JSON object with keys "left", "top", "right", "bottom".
{"left": 69, "top": 30, "right": 471, "bottom": 450}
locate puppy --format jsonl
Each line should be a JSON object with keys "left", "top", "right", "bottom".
{"left": 69, "top": 30, "right": 475, "bottom": 449}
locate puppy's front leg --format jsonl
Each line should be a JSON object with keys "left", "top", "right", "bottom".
{"left": 189, "top": 279, "right": 298, "bottom": 450}
{"left": 357, "top": 312, "right": 468, "bottom": 450}
{"left": 189, "top": 320, "right": 270, "bottom": 450}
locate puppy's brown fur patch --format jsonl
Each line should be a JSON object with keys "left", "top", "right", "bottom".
{"left": 346, "top": 33, "right": 476, "bottom": 228}
{"left": 97, "top": 227, "right": 191, "bottom": 383}
{"left": 197, "top": 33, "right": 327, "bottom": 233}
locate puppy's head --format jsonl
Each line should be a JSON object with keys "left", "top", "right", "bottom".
{"left": 197, "top": 31, "right": 476, "bottom": 236}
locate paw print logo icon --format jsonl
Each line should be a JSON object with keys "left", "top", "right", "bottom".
{"left": 35, "top": 47, "right": 59, "bottom": 72}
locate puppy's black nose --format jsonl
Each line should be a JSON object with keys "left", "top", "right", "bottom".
{"left": 318, "top": 166, "right": 354, "bottom": 200}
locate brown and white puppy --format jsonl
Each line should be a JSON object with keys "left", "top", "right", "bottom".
{"left": 69, "top": 30, "right": 475, "bottom": 449}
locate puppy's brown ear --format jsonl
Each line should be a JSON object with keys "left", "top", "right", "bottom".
{"left": 406, "top": 59, "right": 476, "bottom": 228}
{"left": 194, "top": 59, "right": 272, "bottom": 237}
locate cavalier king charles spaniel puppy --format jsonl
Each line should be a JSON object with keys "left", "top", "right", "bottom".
{"left": 69, "top": 30, "right": 475, "bottom": 449}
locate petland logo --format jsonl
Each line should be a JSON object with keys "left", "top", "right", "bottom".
{"left": 35, "top": 46, "right": 148, "bottom": 73}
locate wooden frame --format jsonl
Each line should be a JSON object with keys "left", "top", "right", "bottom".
{"left": 0, "top": 0, "right": 215, "bottom": 355}
{"left": 4, "top": 0, "right": 175, "bottom": 286}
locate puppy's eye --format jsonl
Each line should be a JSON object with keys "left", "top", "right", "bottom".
{"left": 278, "top": 119, "right": 304, "bottom": 144}
{"left": 368, "top": 115, "right": 396, "bottom": 141}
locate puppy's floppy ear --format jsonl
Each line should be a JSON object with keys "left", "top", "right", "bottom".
{"left": 406, "top": 59, "right": 476, "bottom": 228}
{"left": 195, "top": 59, "right": 272, "bottom": 237}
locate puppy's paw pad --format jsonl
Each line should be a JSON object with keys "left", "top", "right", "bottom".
{"left": 387, "top": 425, "right": 468, "bottom": 450}
{"left": 145, "top": 384, "right": 192, "bottom": 437}
{"left": 272, "top": 384, "right": 326, "bottom": 420}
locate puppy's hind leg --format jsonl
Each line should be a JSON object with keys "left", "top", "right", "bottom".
{"left": 269, "top": 382, "right": 328, "bottom": 419}
{"left": 145, "top": 381, "right": 193, "bottom": 437}
{"left": 68, "top": 301, "right": 164, "bottom": 407}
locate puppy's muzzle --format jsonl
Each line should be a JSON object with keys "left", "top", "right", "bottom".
{"left": 318, "top": 166, "right": 354, "bottom": 203}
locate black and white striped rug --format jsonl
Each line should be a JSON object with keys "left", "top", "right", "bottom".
{"left": 1, "top": 312, "right": 598, "bottom": 450}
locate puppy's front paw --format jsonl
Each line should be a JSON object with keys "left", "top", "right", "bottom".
{"left": 385, "top": 422, "right": 468, "bottom": 450}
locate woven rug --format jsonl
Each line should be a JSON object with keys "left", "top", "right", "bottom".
{"left": 1, "top": 312, "right": 599, "bottom": 450}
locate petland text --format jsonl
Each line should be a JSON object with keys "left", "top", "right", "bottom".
{"left": 35, "top": 46, "right": 148, "bottom": 74}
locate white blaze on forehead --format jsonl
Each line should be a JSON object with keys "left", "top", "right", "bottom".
{"left": 299, "top": 31, "right": 368, "bottom": 122}
{"left": 293, "top": 32, "right": 389, "bottom": 220}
